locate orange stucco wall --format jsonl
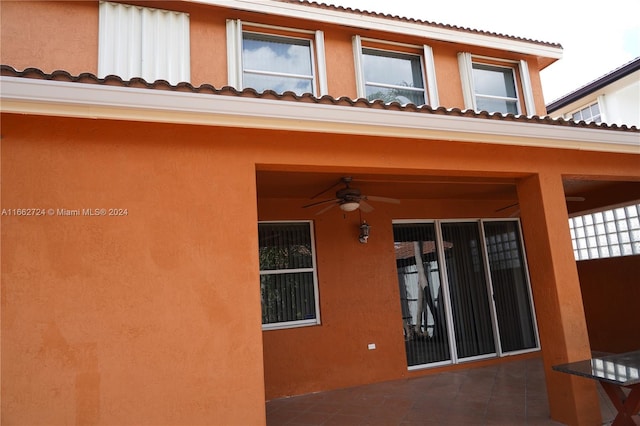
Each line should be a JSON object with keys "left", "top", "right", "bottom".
{"left": 0, "top": 1, "right": 99, "bottom": 75}
{"left": 1, "top": 115, "right": 266, "bottom": 425}
{"left": 3, "top": 112, "right": 639, "bottom": 423}
{"left": 2, "top": 1, "right": 638, "bottom": 425}
{"left": 260, "top": 198, "right": 407, "bottom": 397}
{"left": 578, "top": 256, "right": 640, "bottom": 354}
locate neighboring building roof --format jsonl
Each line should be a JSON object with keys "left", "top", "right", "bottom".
{"left": 3, "top": 65, "right": 637, "bottom": 133}
{"left": 546, "top": 57, "right": 640, "bottom": 113}
{"left": 277, "top": 0, "right": 561, "bottom": 49}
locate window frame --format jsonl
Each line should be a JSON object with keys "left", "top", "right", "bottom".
{"left": 569, "top": 102, "right": 602, "bottom": 123}
{"left": 258, "top": 220, "right": 321, "bottom": 331}
{"left": 471, "top": 62, "right": 520, "bottom": 114}
{"left": 360, "top": 47, "right": 426, "bottom": 105}
{"left": 393, "top": 218, "right": 539, "bottom": 370}
{"left": 353, "top": 35, "right": 439, "bottom": 107}
{"left": 458, "top": 53, "right": 535, "bottom": 116}
{"left": 227, "top": 20, "right": 327, "bottom": 97}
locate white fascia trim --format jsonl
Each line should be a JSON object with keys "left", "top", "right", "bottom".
{"left": 192, "top": 0, "right": 563, "bottom": 60}
{"left": 1, "top": 77, "right": 638, "bottom": 154}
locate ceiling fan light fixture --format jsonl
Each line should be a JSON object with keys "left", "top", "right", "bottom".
{"left": 339, "top": 201, "right": 360, "bottom": 212}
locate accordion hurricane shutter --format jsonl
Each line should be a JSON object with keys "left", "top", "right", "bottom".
{"left": 98, "top": 1, "right": 190, "bottom": 85}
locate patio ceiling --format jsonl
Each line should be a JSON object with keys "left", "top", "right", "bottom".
{"left": 256, "top": 171, "right": 520, "bottom": 201}
{"left": 256, "top": 170, "right": 640, "bottom": 214}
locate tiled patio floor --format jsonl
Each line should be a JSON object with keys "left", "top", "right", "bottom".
{"left": 266, "top": 357, "right": 619, "bottom": 426}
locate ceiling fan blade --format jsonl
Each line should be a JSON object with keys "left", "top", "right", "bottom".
{"left": 359, "top": 200, "right": 374, "bottom": 213}
{"left": 315, "top": 202, "right": 338, "bottom": 215}
{"left": 310, "top": 180, "right": 343, "bottom": 200}
{"left": 365, "top": 195, "right": 400, "bottom": 204}
{"left": 302, "top": 198, "right": 338, "bottom": 208}
{"left": 496, "top": 202, "right": 519, "bottom": 213}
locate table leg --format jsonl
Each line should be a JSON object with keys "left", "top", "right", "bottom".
{"left": 600, "top": 382, "right": 640, "bottom": 426}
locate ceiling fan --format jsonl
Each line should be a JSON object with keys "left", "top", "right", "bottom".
{"left": 496, "top": 196, "right": 586, "bottom": 216}
{"left": 302, "top": 176, "right": 400, "bottom": 215}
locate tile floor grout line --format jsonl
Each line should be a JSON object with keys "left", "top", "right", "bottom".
{"left": 524, "top": 358, "right": 530, "bottom": 424}
{"left": 483, "top": 363, "right": 498, "bottom": 424}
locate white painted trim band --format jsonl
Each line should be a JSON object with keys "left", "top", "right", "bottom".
{"left": 1, "top": 77, "right": 638, "bottom": 154}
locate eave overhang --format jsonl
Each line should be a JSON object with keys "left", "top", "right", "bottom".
{"left": 192, "top": 0, "right": 563, "bottom": 61}
{"left": 1, "top": 76, "right": 638, "bottom": 154}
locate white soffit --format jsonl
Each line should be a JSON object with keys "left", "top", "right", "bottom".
{"left": 192, "top": 0, "right": 563, "bottom": 59}
{"left": 2, "top": 77, "right": 638, "bottom": 154}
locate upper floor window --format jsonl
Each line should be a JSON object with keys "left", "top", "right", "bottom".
{"left": 98, "top": 1, "right": 190, "bottom": 85}
{"left": 458, "top": 53, "right": 536, "bottom": 116}
{"left": 353, "top": 36, "right": 439, "bottom": 107}
{"left": 571, "top": 102, "right": 601, "bottom": 123}
{"left": 569, "top": 203, "right": 640, "bottom": 260}
{"left": 361, "top": 48, "right": 425, "bottom": 105}
{"left": 259, "top": 221, "right": 320, "bottom": 330}
{"left": 227, "top": 20, "right": 327, "bottom": 96}
{"left": 472, "top": 63, "right": 518, "bottom": 114}
{"left": 242, "top": 33, "right": 314, "bottom": 95}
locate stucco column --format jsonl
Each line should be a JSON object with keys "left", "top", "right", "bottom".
{"left": 517, "top": 173, "right": 601, "bottom": 426}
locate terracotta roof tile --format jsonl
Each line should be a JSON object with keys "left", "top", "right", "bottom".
{"left": 278, "top": 0, "right": 562, "bottom": 48}
{"left": 1, "top": 65, "right": 637, "bottom": 132}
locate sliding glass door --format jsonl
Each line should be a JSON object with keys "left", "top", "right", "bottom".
{"left": 394, "top": 223, "right": 451, "bottom": 367}
{"left": 393, "top": 220, "right": 538, "bottom": 369}
{"left": 483, "top": 221, "right": 537, "bottom": 352}
{"left": 441, "top": 222, "right": 496, "bottom": 360}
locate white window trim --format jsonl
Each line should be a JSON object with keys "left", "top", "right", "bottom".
{"left": 458, "top": 53, "right": 536, "bottom": 116}
{"left": 423, "top": 45, "right": 440, "bottom": 108}
{"left": 597, "top": 95, "right": 608, "bottom": 123}
{"left": 259, "top": 220, "right": 321, "bottom": 331}
{"left": 518, "top": 60, "right": 536, "bottom": 116}
{"left": 226, "top": 20, "right": 327, "bottom": 96}
{"left": 353, "top": 35, "right": 438, "bottom": 106}
{"left": 353, "top": 35, "right": 366, "bottom": 99}
{"left": 315, "top": 31, "right": 328, "bottom": 96}
{"left": 226, "top": 19, "right": 243, "bottom": 88}
{"left": 458, "top": 52, "right": 476, "bottom": 110}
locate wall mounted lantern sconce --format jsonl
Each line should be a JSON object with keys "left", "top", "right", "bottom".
{"left": 359, "top": 220, "right": 370, "bottom": 244}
